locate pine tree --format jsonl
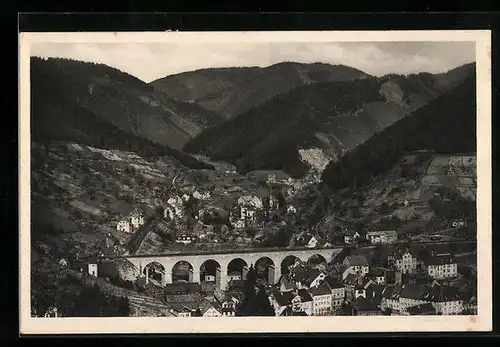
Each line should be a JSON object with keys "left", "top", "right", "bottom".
{"left": 236, "top": 265, "right": 274, "bottom": 316}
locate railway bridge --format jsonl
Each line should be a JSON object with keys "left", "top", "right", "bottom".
{"left": 119, "top": 246, "right": 345, "bottom": 290}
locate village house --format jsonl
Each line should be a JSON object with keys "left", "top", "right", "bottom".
{"left": 380, "top": 285, "right": 403, "bottom": 313}
{"left": 424, "top": 253, "right": 459, "bottom": 280}
{"left": 324, "top": 276, "right": 346, "bottom": 308}
{"left": 238, "top": 195, "right": 263, "bottom": 210}
{"left": 389, "top": 246, "right": 426, "bottom": 274}
{"left": 449, "top": 219, "right": 467, "bottom": 229}
{"left": 165, "top": 282, "right": 203, "bottom": 296}
{"left": 366, "top": 230, "right": 398, "bottom": 244}
{"left": 199, "top": 299, "right": 223, "bottom": 317}
{"left": 175, "top": 234, "right": 196, "bottom": 244}
{"left": 193, "top": 190, "right": 211, "bottom": 201}
{"left": 380, "top": 282, "right": 463, "bottom": 316}
{"left": 353, "top": 296, "right": 383, "bottom": 316}
{"left": 368, "top": 267, "right": 387, "bottom": 285}
{"left": 233, "top": 219, "right": 246, "bottom": 229}
{"left": 344, "top": 231, "right": 361, "bottom": 244}
{"left": 167, "top": 196, "right": 185, "bottom": 217}
{"left": 164, "top": 206, "right": 175, "bottom": 220}
{"left": 269, "top": 195, "right": 280, "bottom": 210}
{"left": 130, "top": 211, "right": 145, "bottom": 229}
{"left": 58, "top": 258, "right": 69, "bottom": 268}
{"left": 175, "top": 307, "right": 193, "bottom": 317}
{"left": 217, "top": 294, "right": 238, "bottom": 317}
{"left": 342, "top": 272, "right": 364, "bottom": 300}
{"left": 270, "top": 281, "right": 313, "bottom": 316}
{"left": 267, "top": 174, "right": 277, "bottom": 184}
{"left": 279, "top": 306, "right": 309, "bottom": 316}
{"left": 287, "top": 205, "right": 297, "bottom": 214}
{"left": 290, "top": 265, "right": 326, "bottom": 289}
{"left": 165, "top": 290, "right": 222, "bottom": 317}
{"left": 397, "top": 283, "right": 431, "bottom": 314}
{"left": 309, "top": 281, "right": 334, "bottom": 316}
{"left": 270, "top": 290, "right": 294, "bottom": 316}
{"left": 228, "top": 271, "right": 242, "bottom": 282}
{"left": 352, "top": 277, "right": 385, "bottom": 312}
{"left": 341, "top": 254, "right": 370, "bottom": 280}
{"left": 305, "top": 235, "right": 319, "bottom": 248}
{"left": 278, "top": 275, "right": 298, "bottom": 293}
{"left": 239, "top": 206, "right": 257, "bottom": 223}
{"left": 44, "top": 307, "right": 59, "bottom": 318}
{"left": 117, "top": 220, "right": 131, "bottom": 233}
{"left": 291, "top": 289, "right": 314, "bottom": 316}
{"left": 426, "top": 285, "right": 463, "bottom": 315}
{"left": 77, "top": 259, "right": 99, "bottom": 277}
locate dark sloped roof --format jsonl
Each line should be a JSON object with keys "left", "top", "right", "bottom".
{"left": 407, "top": 303, "right": 436, "bottom": 315}
{"left": 291, "top": 266, "right": 322, "bottom": 285}
{"left": 324, "top": 275, "right": 344, "bottom": 289}
{"left": 400, "top": 284, "right": 431, "bottom": 300}
{"left": 354, "top": 297, "right": 380, "bottom": 311}
{"left": 382, "top": 285, "right": 403, "bottom": 299}
{"left": 369, "top": 267, "right": 386, "bottom": 277}
{"left": 427, "top": 285, "right": 460, "bottom": 302}
{"left": 425, "top": 253, "right": 456, "bottom": 266}
{"left": 297, "top": 289, "right": 313, "bottom": 302}
{"left": 309, "top": 282, "right": 332, "bottom": 297}
{"left": 273, "top": 291, "right": 295, "bottom": 307}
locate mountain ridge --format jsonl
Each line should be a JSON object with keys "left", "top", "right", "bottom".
{"left": 183, "top": 62, "right": 476, "bottom": 179}
{"left": 30, "top": 57, "right": 217, "bottom": 169}
{"left": 150, "top": 61, "right": 372, "bottom": 119}
{"left": 320, "top": 72, "right": 477, "bottom": 191}
{"left": 31, "top": 57, "right": 225, "bottom": 151}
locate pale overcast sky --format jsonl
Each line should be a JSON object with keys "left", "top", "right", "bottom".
{"left": 31, "top": 41, "right": 476, "bottom": 83}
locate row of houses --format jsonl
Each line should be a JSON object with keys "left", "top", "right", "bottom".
{"left": 267, "top": 249, "right": 470, "bottom": 316}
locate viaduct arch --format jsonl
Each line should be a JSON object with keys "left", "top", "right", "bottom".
{"left": 124, "top": 247, "right": 344, "bottom": 290}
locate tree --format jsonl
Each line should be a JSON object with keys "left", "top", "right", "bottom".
{"left": 236, "top": 265, "right": 275, "bottom": 317}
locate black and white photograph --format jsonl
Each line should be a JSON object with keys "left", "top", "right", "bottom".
{"left": 19, "top": 30, "right": 492, "bottom": 334}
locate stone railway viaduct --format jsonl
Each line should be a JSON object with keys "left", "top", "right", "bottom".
{"left": 118, "top": 247, "right": 346, "bottom": 290}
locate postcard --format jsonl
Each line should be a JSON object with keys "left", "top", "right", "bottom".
{"left": 19, "top": 30, "right": 492, "bottom": 334}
